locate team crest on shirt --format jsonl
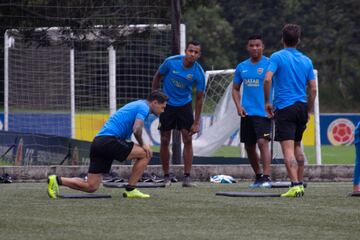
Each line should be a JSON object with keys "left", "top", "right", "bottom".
{"left": 257, "top": 68, "right": 264, "bottom": 74}
{"left": 186, "top": 74, "right": 193, "bottom": 80}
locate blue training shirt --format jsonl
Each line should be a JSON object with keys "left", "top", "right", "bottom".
{"left": 96, "top": 100, "right": 150, "bottom": 140}
{"left": 159, "top": 55, "right": 205, "bottom": 106}
{"left": 233, "top": 56, "right": 270, "bottom": 117}
{"left": 267, "top": 48, "right": 315, "bottom": 110}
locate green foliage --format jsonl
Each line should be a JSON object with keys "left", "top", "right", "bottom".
{"left": 183, "top": 1, "right": 236, "bottom": 69}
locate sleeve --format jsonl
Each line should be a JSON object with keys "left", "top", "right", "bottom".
{"left": 195, "top": 66, "right": 206, "bottom": 92}
{"left": 307, "top": 59, "right": 315, "bottom": 81}
{"left": 135, "top": 104, "right": 149, "bottom": 121}
{"left": 233, "top": 64, "right": 243, "bottom": 85}
{"left": 267, "top": 53, "right": 279, "bottom": 74}
{"left": 158, "top": 58, "right": 170, "bottom": 75}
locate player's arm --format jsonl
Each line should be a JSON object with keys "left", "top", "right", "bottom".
{"left": 190, "top": 91, "right": 204, "bottom": 135}
{"left": 232, "top": 83, "right": 246, "bottom": 117}
{"left": 264, "top": 71, "right": 274, "bottom": 117}
{"left": 151, "top": 70, "right": 163, "bottom": 91}
{"left": 307, "top": 79, "right": 317, "bottom": 115}
{"left": 133, "top": 119, "right": 152, "bottom": 158}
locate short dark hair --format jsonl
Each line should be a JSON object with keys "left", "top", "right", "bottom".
{"left": 248, "top": 34, "right": 263, "bottom": 41}
{"left": 282, "top": 24, "right": 301, "bottom": 47}
{"left": 186, "top": 40, "right": 201, "bottom": 49}
{"left": 147, "top": 90, "right": 168, "bottom": 103}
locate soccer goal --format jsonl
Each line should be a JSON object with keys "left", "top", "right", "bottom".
{"left": 193, "top": 69, "right": 322, "bottom": 164}
{"left": 4, "top": 24, "right": 185, "bottom": 141}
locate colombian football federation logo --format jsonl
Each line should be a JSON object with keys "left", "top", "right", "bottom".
{"left": 257, "top": 68, "right": 263, "bottom": 74}
{"left": 186, "top": 74, "right": 193, "bottom": 80}
{"left": 327, "top": 118, "right": 355, "bottom": 145}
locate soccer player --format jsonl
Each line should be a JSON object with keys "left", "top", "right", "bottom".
{"left": 152, "top": 41, "right": 205, "bottom": 187}
{"left": 264, "top": 24, "right": 317, "bottom": 197}
{"left": 232, "top": 34, "right": 272, "bottom": 188}
{"left": 47, "top": 90, "right": 168, "bottom": 199}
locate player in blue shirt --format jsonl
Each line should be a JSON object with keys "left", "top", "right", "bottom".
{"left": 264, "top": 24, "right": 317, "bottom": 197}
{"left": 47, "top": 90, "right": 168, "bottom": 199}
{"left": 232, "top": 34, "right": 272, "bottom": 188}
{"left": 353, "top": 122, "right": 360, "bottom": 193}
{"left": 152, "top": 41, "right": 205, "bottom": 187}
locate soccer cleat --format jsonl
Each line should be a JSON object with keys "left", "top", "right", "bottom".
{"left": 281, "top": 186, "right": 302, "bottom": 198}
{"left": 163, "top": 176, "right": 172, "bottom": 187}
{"left": 182, "top": 176, "right": 196, "bottom": 187}
{"left": 47, "top": 175, "right": 60, "bottom": 199}
{"left": 259, "top": 176, "right": 272, "bottom": 188}
{"left": 123, "top": 188, "right": 150, "bottom": 199}
{"left": 249, "top": 179, "right": 263, "bottom": 189}
{"left": 299, "top": 185, "right": 305, "bottom": 196}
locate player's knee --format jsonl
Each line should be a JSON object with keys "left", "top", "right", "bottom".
{"left": 87, "top": 184, "right": 99, "bottom": 193}
{"left": 182, "top": 136, "right": 192, "bottom": 146}
{"left": 161, "top": 136, "right": 170, "bottom": 146}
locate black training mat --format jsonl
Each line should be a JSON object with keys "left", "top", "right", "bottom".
{"left": 103, "top": 182, "right": 166, "bottom": 188}
{"left": 57, "top": 193, "right": 112, "bottom": 199}
{"left": 348, "top": 192, "right": 360, "bottom": 197}
{"left": 216, "top": 192, "right": 281, "bottom": 197}
{"left": 270, "top": 182, "right": 308, "bottom": 188}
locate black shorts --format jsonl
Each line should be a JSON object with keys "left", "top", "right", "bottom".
{"left": 240, "top": 116, "right": 271, "bottom": 145}
{"left": 159, "top": 102, "right": 194, "bottom": 131}
{"left": 88, "top": 136, "right": 134, "bottom": 174}
{"left": 274, "top": 102, "right": 308, "bottom": 142}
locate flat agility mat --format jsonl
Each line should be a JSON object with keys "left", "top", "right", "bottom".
{"left": 103, "top": 182, "right": 166, "bottom": 188}
{"left": 348, "top": 192, "right": 360, "bottom": 197}
{"left": 57, "top": 193, "right": 112, "bottom": 199}
{"left": 216, "top": 191, "right": 281, "bottom": 197}
{"left": 270, "top": 182, "right": 308, "bottom": 188}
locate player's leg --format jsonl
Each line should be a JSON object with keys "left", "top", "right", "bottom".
{"left": 178, "top": 102, "right": 195, "bottom": 187}
{"left": 60, "top": 174, "right": 103, "bottom": 193}
{"left": 294, "top": 141, "right": 305, "bottom": 183}
{"left": 159, "top": 104, "right": 176, "bottom": 180}
{"left": 126, "top": 144, "right": 151, "bottom": 186}
{"left": 241, "top": 117, "right": 262, "bottom": 187}
{"left": 253, "top": 117, "right": 272, "bottom": 180}
{"left": 160, "top": 130, "right": 171, "bottom": 175}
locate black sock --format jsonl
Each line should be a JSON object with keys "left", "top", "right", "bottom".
{"left": 125, "top": 185, "right": 135, "bottom": 191}
{"left": 291, "top": 181, "right": 300, "bottom": 186}
{"left": 299, "top": 181, "right": 304, "bottom": 185}
{"left": 256, "top": 173, "right": 263, "bottom": 180}
{"left": 56, "top": 176, "right": 62, "bottom": 185}
{"left": 263, "top": 175, "right": 270, "bottom": 181}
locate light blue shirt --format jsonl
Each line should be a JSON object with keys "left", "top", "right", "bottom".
{"left": 159, "top": 55, "right": 205, "bottom": 106}
{"left": 233, "top": 56, "right": 270, "bottom": 117}
{"left": 96, "top": 100, "right": 150, "bottom": 140}
{"left": 267, "top": 48, "right": 315, "bottom": 110}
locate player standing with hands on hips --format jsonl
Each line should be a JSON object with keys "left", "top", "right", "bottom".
{"left": 264, "top": 24, "right": 317, "bottom": 197}
{"left": 152, "top": 41, "right": 205, "bottom": 187}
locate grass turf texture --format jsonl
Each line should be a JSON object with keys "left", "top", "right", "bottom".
{"left": 1, "top": 182, "right": 359, "bottom": 240}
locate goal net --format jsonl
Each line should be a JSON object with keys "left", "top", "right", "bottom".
{"left": 1, "top": 1, "right": 177, "bottom": 165}
{"left": 193, "top": 69, "right": 322, "bottom": 164}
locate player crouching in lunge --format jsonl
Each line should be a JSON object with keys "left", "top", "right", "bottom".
{"left": 47, "top": 90, "right": 168, "bottom": 199}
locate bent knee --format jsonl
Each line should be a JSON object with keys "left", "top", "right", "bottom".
{"left": 87, "top": 184, "right": 99, "bottom": 193}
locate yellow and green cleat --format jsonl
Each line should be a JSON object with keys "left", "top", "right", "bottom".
{"left": 281, "top": 186, "right": 302, "bottom": 198}
{"left": 123, "top": 188, "right": 150, "bottom": 199}
{"left": 47, "top": 175, "right": 60, "bottom": 199}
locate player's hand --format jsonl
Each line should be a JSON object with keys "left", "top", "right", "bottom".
{"left": 189, "top": 122, "right": 200, "bottom": 136}
{"left": 237, "top": 106, "right": 247, "bottom": 117}
{"left": 142, "top": 144, "right": 153, "bottom": 158}
{"left": 265, "top": 103, "right": 274, "bottom": 118}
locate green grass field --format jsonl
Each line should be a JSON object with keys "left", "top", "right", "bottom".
{"left": 0, "top": 182, "right": 359, "bottom": 240}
